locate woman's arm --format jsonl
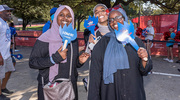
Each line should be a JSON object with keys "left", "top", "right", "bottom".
{"left": 136, "top": 38, "right": 153, "bottom": 75}
{"left": 29, "top": 40, "right": 64, "bottom": 70}
{"left": 73, "top": 39, "right": 90, "bottom": 68}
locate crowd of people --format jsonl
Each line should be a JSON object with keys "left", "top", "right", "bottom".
{"left": 0, "top": 3, "right": 179, "bottom": 100}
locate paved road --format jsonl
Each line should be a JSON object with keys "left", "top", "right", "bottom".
{"left": 6, "top": 46, "right": 180, "bottom": 100}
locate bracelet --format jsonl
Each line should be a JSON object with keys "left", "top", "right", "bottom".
{"left": 50, "top": 56, "right": 55, "bottom": 64}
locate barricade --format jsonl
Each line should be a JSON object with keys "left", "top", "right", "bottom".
{"left": 15, "top": 31, "right": 179, "bottom": 57}
{"left": 15, "top": 31, "right": 85, "bottom": 47}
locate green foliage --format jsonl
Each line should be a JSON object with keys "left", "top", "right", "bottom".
{"left": 0, "top": 0, "right": 53, "bottom": 30}
{"left": 121, "top": 3, "right": 139, "bottom": 19}
{"left": 148, "top": 0, "right": 180, "bottom": 13}
{"left": 124, "top": 0, "right": 179, "bottom": 18}
{"left": 0, "top": 0, "right": 178, "bottom": 30}
{"left": 58, "top": 0, "right": 97, "bottom": 31}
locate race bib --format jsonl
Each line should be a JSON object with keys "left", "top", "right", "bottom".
{"left": 6, "top": 28, "right": 11, "bottom": 41}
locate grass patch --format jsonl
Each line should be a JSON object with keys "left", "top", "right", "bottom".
{"left": 15, "top": 22, "right": 85, "bottom": 32}
{"left": 27, "top": 26, "right": 43, "bottom": 31}
{"left": 16, "top": 25, "right": 43, "bottom": 31}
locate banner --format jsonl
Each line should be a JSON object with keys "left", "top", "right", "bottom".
{"left": 131, "top": 14, "right": 179, "bottom": 57}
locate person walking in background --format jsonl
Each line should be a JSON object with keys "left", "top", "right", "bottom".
{"left": 10, "top": 42, "right": 16, "bottom": 68}
{"left": 88, "top": 7, "right": 152, "bottom": 100}
{"left": 29, "top": 5, "right": 89, "bottom": 100}
{"left": 163, "top": 26, "right": 176, "bottom": 63}
{"left": 0, "top": 5, "right": 15, "bottom": 100}
{"left": 145, "top": 20, "right": 154, "bottom": 57}
{"left": 9, "top": 22, "right": 17, "bottom": 69}
{"left": 9, "top": 22, "right": 17, "bottom": 49}
{"left": 42, "top": 7, "right": 57, "bottom": 33}
{"left": 83, "top": 28, "right": 91, "bottom": 47}
{"left": 9, "top": 22, "right": 17, "bottom": 39}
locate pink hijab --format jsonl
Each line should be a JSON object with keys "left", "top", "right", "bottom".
{"left": 38, "top": 5, "right": 74, "bottom": 82}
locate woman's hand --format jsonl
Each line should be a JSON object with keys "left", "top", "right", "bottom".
{"left": 137, "top": 47, "right": 148, "bottom": 68}
{"left": 88, "top": 34, "right": 95, "bottom": 44}
{"left": 58, "top": 46, "right": 68, "bottom": 60}
{"left": 137, "top": 47, "right": 148, "bottom": 60}
{"left": 79, "top": 52, "right": 90, "bottom": 64}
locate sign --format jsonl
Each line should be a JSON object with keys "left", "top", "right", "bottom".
{"left": 84, "top": 15, "right": 98, "bottom": 40}
{"left": 142, "top": 28, "right": 149, "bottom": 37}
{"left": 59, "top": 23, "right": 77, "bottom": 50}
{"left": 115, "top": 21, "right": 148, "bottom": 61}
{"left": 12, "top": 54, "right": 23, "bottom": 60}
{"left": 115, "top": 21, "right": 139, "bottom": 51}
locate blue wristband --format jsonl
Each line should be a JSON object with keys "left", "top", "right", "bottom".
{"left": 50, "top": 56, "right": 55, "bottom": 64}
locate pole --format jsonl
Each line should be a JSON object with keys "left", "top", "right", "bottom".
{"left": 138, "top": 2, "right": 141, "bottom": 27}
{"left": 177, "top": 10, "right": 180, "bottom": 31}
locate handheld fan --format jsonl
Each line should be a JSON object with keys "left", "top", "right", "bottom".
{"left": 84, "top": 15, "right": 98, "bottom": 40}
{"left": 12, "top": 54, "right": 23, "bottom": 60}
{"left": 59, "top": 23, "right": 77, "bottom": 50}
{"left": 142, "top": 28, "right": 149, "bottom": 37}
{"left": 115, "top": 21, "right": 139, "bottom": 51}
{"left": 115, "top": 21, "right": 148, "bottom": 61}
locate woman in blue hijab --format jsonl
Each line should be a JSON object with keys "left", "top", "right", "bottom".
{"left": 88, "top": 7, "right": 152, "bottom": 100}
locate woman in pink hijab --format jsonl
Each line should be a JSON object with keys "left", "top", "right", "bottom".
{"left": 29, "top": 5, "right": 89, "bottom": 100}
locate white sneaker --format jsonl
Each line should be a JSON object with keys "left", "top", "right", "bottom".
{"left": 163, "top": 58, "right": 169, "bottom": 61}
{"left": 168, "top": 59, "right": 173, "bottom": 63}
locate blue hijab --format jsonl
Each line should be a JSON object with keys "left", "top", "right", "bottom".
{"left": 103, "top": 8, "right": 130, "bottom": 84}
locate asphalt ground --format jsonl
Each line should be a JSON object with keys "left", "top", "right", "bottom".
{"left": 5, "top": 46, "right": 180, "bottom": 100}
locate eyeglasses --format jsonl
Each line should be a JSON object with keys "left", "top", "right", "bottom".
{"left": 109, "top": 16, "right": 123, "bottom": 23}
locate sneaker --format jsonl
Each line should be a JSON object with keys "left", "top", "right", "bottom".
{"left": 0, "top": 94, "right": 10, "bottom": 100}
{"left": 2, "top": 88, "right": 13, "bottom": 95}
{"left": 176, "top": 60, "right": 180, "bottom": 63}
{"left": 168, "top": 59, "right": 173, "bottom": 63}
{"left": 163, "top": 58, "right": 169, "bottom": 61}
{"left": 178, "top": 69, "right": 180, "bottom": 72}
{"left": 148, "top": 71, "right": 152, "bottom": 74}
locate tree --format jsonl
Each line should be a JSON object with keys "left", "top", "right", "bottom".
{"left": 57, "top": 0, "right": 96, "bottom": 31}
{"left": 74, "top": 4, "right": 94, "bottom": 31}
{"left": 1, "top": 0, "right": 53, "bottom": 30}
{"left": 53, "top": 0, "right": 179, "bottom": 12}
{"left": 121, "top": 4, "right": 139, "bottom": 19}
